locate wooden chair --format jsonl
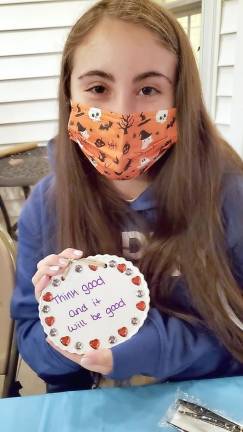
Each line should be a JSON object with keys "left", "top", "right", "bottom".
{"left": 0, "top": 226, "right": 20, "bottom": 397}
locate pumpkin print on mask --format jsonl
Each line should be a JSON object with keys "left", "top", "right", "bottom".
{"left": 95, "top": 138, "right": 105, "bottom": 148}
{"left": 123, "top": 143, "right": 130, "bottom": 154}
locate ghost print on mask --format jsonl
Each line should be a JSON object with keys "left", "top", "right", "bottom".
{"left": 139, "top": 130, "right": 153, "bottom": 150}
{"left": 156, "top": 110, "right": 168, "bottom": 124}
{"left": 89, "top": 107, "right": 102, "bottom": 122}
{"left": 139, "top": 157, "right": 151, "bottom": 169}
{"left": 77, "top": 122, "right": 90, "bottom": 139}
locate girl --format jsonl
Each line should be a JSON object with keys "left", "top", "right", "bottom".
{"left": 11, "top": 0, "right": 243, "bottom": 393}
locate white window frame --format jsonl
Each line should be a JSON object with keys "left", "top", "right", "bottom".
{"left": 199, "top": 0, "right": 222, "bottom": 118}
{"left": 166, "top": 0, "right": 222, "bottom": 118}
{"left": 165, "top": 0, "right": 201, "bottom": 15}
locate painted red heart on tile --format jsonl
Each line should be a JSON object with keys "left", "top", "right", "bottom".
{"left": 136, "top": 301, "right": 146, "bottom": 311}
{"left": 89, "top": 339, "right": 100, "bottom": 350}
{"left": 117, "top": 263, "right": 126, "bottom": 273}
{"left": 60, "top": 336, "right": 70, "bottom": 346}
{"left": 132, "top": 276, "right": 141, "bottom": 286}
{"left": 43, "top": 292, "right": 53, "bottom": 302}
{"left": 118, "top": 327, "right": 128, "bottom": 337}
{"left": 45, "top": 316, "right": 55, "bottom": 327}
{"left": 89, "top": 265, "right": 97, "bottom": 271}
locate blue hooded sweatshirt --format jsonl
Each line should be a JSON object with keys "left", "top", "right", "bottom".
{"left": 10, "top": 173, "right": 243, "bottom": 383}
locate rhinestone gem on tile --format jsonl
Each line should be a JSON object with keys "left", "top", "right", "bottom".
{"left": 125, "top": 268, "right": 133, "bottom": 276}
{"left": 75, "top": 265, "right": 83, "bottom": 273}
{"left": 52, "top": 278, "right": 61, "bottom": 287}
{"left": 109, "top": 260, "right": 116, "bottom": 268}
{"left": 109, "top": 335, "right": 117, "bottom": 344}
{"left": 41, "top": 305, "right": 50, "bottom": 314}
{"left": 50, "top": 328, "right": 58, "bottom": 337}
{"left": 131, "top": 317, "right": 139, "bottom": 325}
{"left": 75, "top": 342, "right": 83, "bottom": 350}
{"left": 136, "top": 289, "right": 144, "bottom": 298}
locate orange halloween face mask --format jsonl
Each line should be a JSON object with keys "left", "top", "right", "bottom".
{"left": 68, "top": 102, "right": 177, "bottom": 180}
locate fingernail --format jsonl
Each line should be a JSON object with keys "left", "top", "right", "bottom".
{"left": 73, "top": 250, "right": 83, "bottom": 256}
{"left": 49, "top": 265, "right": 60, "bottom": 271}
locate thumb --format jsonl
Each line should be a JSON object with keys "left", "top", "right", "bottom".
{"left": 80, "top": 349, "right": 113, "bottom": 375}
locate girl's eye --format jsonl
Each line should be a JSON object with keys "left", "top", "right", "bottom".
{"left": 86, "top": 85, "right": 106, "bottom": 94}
{"left": 139, "top": 87, "right": 159, "bottom": 96}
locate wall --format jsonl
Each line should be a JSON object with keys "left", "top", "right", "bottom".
{"left": 0, "top": 0, "right": 94, "bottom": 147}
{"left": 0, "top": 0, "right": 94, "bottom": 227}
{"left": 215, "top": 0, "right": 243, "bottom": 156}
{"left": 200, "top": 0, "right": 243, "bottom": 156}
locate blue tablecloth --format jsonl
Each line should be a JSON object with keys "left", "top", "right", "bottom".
{"left": 1, "top": 376, "right": 243, "bottom": 431}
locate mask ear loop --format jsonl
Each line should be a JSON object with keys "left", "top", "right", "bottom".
{"left": 61, "top": 258, "right": 107, "bottom": 281}
{"left": 218, "top": 286, "right": 243, "bottom": 331}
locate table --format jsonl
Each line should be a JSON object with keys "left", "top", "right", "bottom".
{"left": 0, "top": 146, "right": 49, "bottom": 188}
{"left": 0, "top": 146, "right": 50, "bottom": 238}
{"left": 0, "top": 376, "right": 243, "bottom": 431}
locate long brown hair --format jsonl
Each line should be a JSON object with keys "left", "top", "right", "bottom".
{"left": 54, "top": 0, "right": 243, "bottom": 363}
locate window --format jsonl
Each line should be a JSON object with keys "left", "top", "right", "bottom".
{"left": 161, "top": 0, "right": 202, "bottom": 65}
{"left": 177, "top": 12, "right": 201, "bottom": 63}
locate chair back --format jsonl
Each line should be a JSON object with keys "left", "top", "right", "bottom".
{"left": 0, "top": 226, "right": 17, "bottom": 397}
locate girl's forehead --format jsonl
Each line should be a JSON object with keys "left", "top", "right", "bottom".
{"left": 72, "top": 18, "right": 177, "bottom": 81}
{"left": 73, "top": 18, "right": 170, "bottom": 55}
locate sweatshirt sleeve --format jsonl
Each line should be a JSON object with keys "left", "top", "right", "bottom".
{"left": 107, "top": 175, "right": 243, "bottom": 381}
{"left": 10, "top": 178, "right": 81, "bottom": 382}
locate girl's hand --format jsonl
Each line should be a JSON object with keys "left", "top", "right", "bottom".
{"left": 32, "top": 248, "right": 83, "bottom": 301}
{"left": 47, "top": 339, "right": 113, "bottom": 375}
{"left": 33, "top": 248, "right": 114, "bottom": 374}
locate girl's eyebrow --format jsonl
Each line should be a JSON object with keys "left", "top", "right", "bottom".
{"left": 78, "top": 70, "right": 173, "bottom": 85}
{"left": 134, "top": 71, "right": 173, "bottom": 85}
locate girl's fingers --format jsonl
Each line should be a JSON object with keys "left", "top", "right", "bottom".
{"left": 33, "top": 249, "right": 83, "bottom": 301}
{"left": 37, "top": 254, "right": 58, "bottom": 269}
{"left": 35, "top": 274, "right": 51, "bottom": 301}
{"left": 58, "top": 248, "right": 83, "bottom": 260}
{"left": 34, "top": 250, "right": 83, "bottom": 285}
{"left": 32, "top": 264, "right": 65, "bottom": 287}
{"left": 36, "top": 249, "right": 83, "bottom": 270}
{"left": 37, "top": 253, "right": 71, "bottom": 270}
